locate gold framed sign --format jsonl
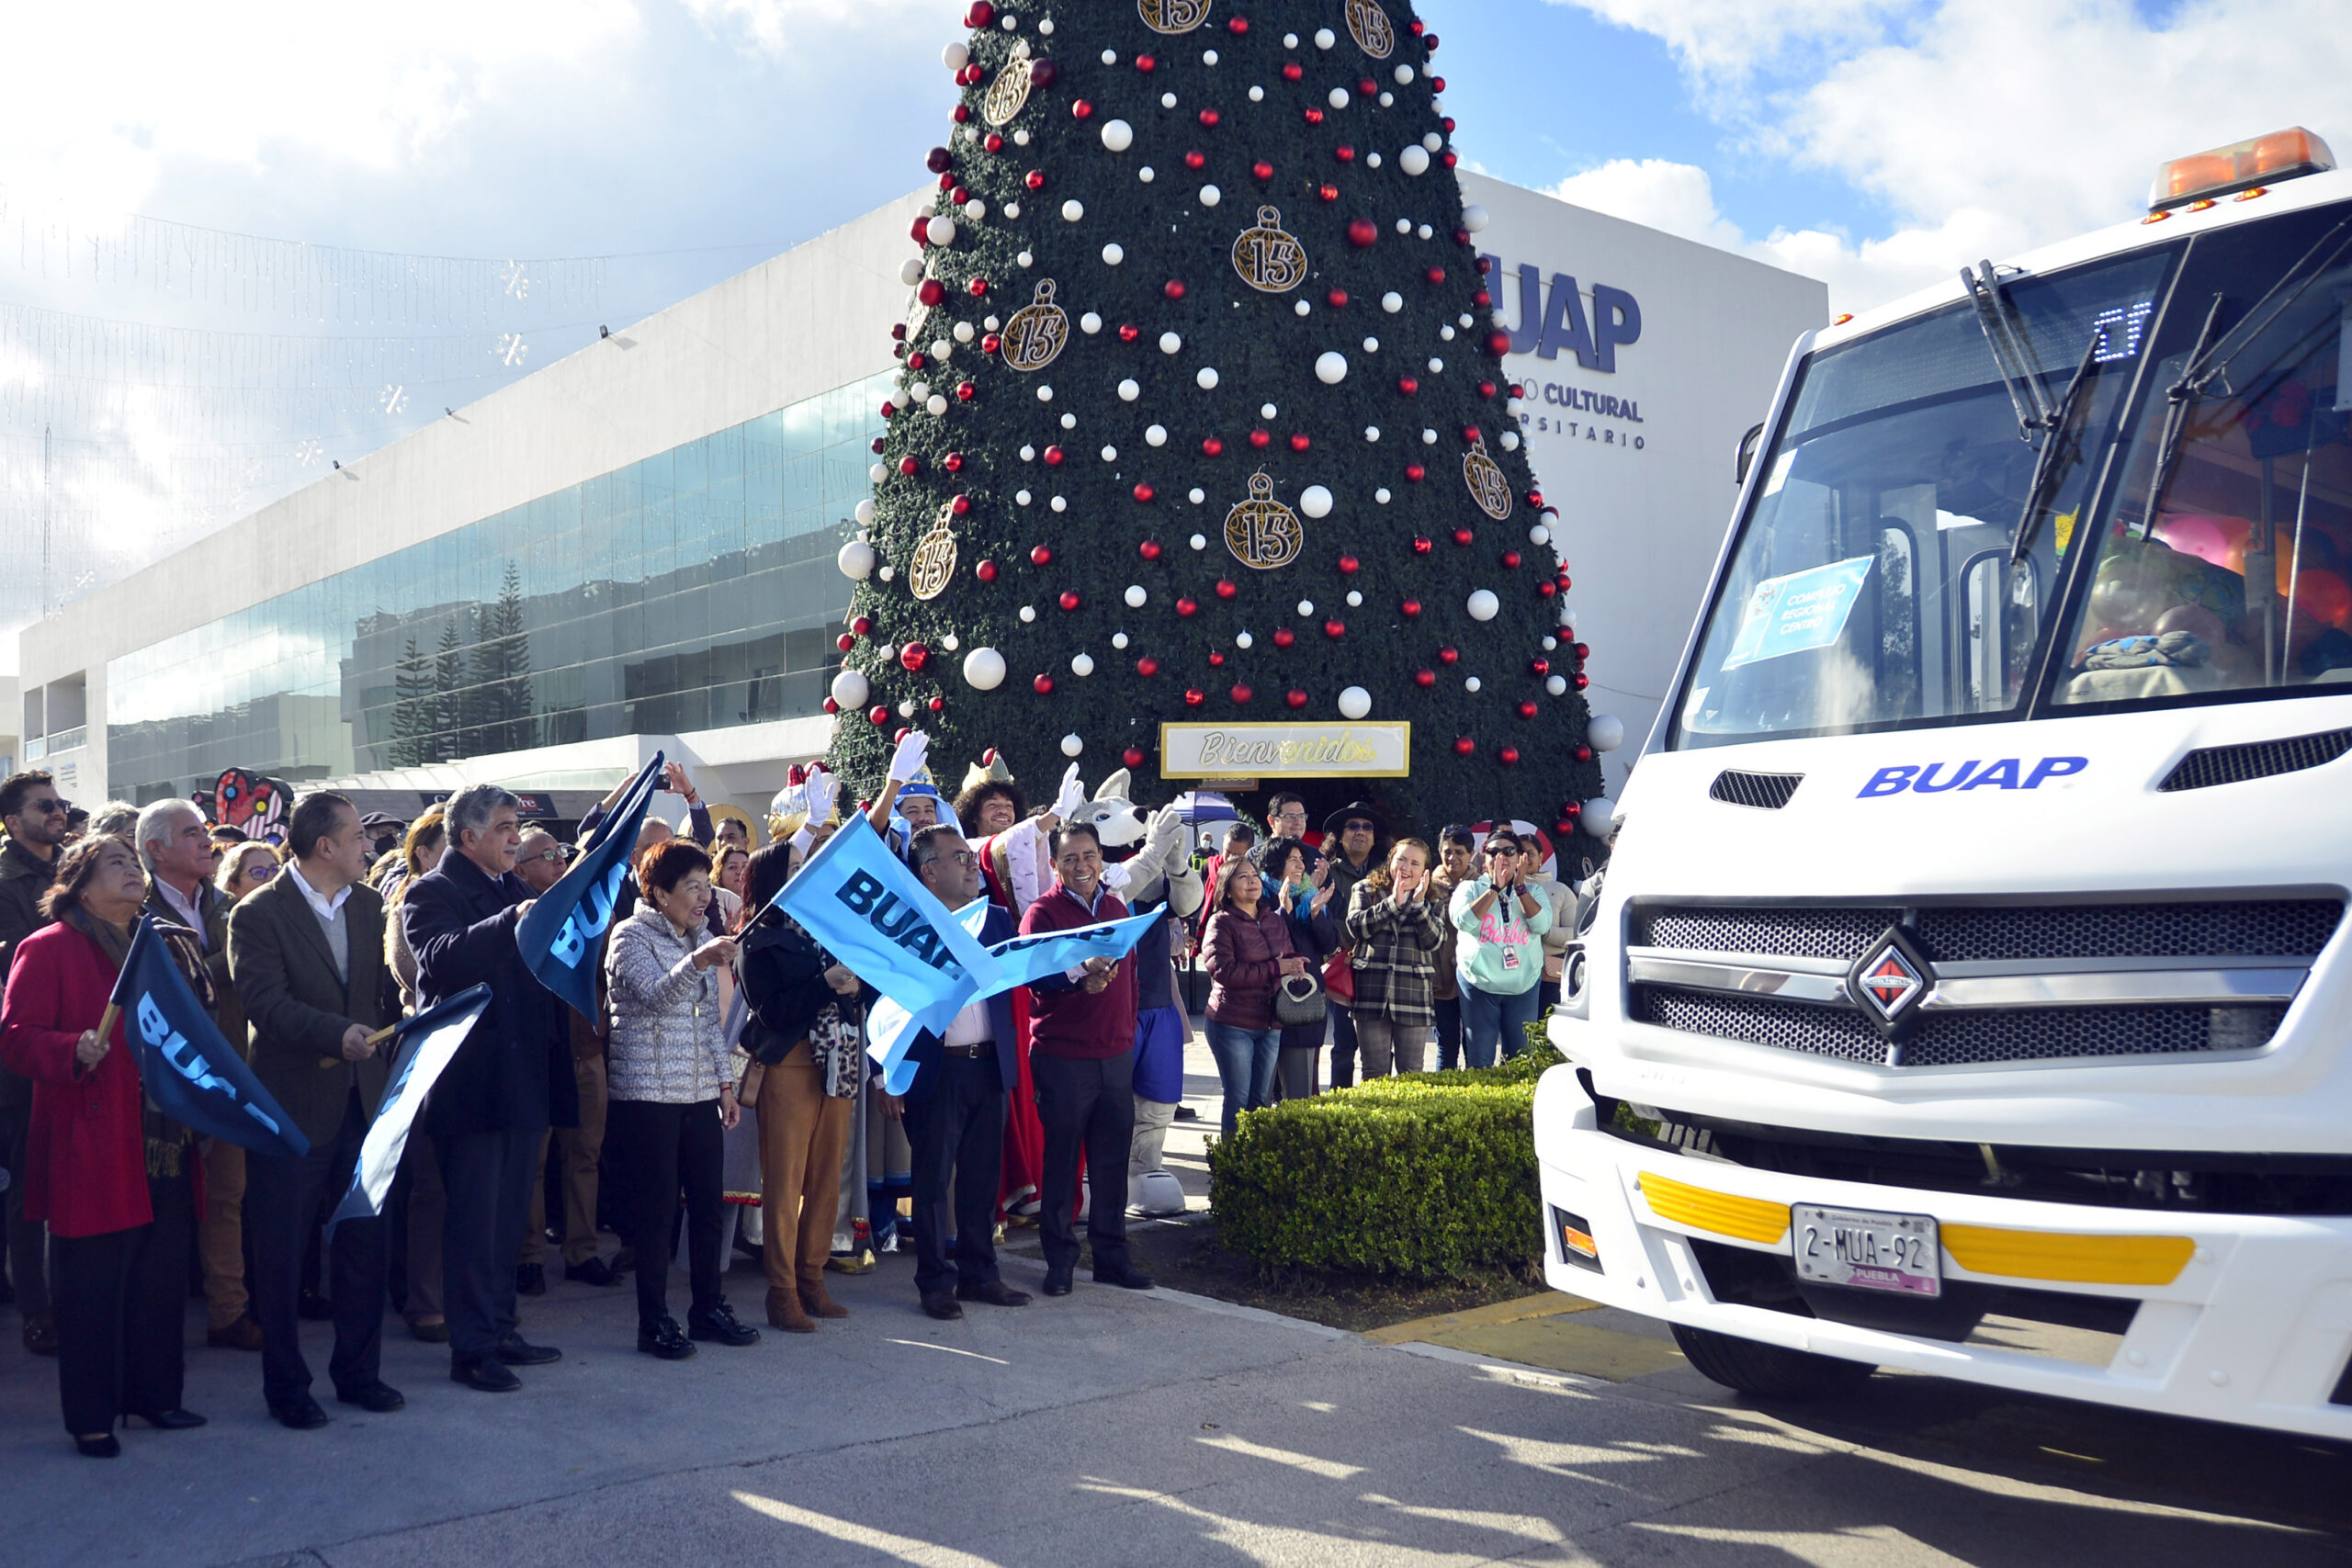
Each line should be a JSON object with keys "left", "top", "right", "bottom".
{"left": 1346, "top": 0, "right": 1396, "bottom": 59}
{"left": 1158, "top": 723, "right": 1411, "bottom": 779}
{"left": 1138, "top": 0, "right": 1213, "bottom": 34}
{"left": 983, "top": 39, "right": 1035, "bottom": 126}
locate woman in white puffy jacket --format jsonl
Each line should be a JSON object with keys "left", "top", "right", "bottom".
{"left": 604, "top": 839, "right": 761, "bottom": 1360}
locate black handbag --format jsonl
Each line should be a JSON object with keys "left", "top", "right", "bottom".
{"left": 1273, "top": 973, "right": 1328, "bottom": 1027}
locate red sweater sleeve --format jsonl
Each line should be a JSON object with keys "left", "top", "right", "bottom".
{"left": 0, "top": 933, "right": 98, "bottom": 1086}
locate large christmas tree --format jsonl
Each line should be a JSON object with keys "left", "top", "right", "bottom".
{"left": 829, "top": 0, "right": 1608, "bottom": 844}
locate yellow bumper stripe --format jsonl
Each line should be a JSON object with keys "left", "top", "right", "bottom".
{"left": 1637, "top": 1171, "right": 1789, "bottom": 1245}
{"left": 1942, "top": 1224, "right": 2195, "bottom": 1286}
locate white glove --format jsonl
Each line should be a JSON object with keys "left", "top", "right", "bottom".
{"left": 1142, "top": 804, "right": 1185, "bottom": 868}
{"left": 888, "top": 730, "right": 930, "bottom": 784}
{"left": 1100, "top": 861, "right": 1134, "bottom": 891}
{"left": 806, "top": 767, "right": 839, "bottom": 824}
{"left": 1051, "top": 762, "right": 1086, "bottom": 820}
{"left": 788, "top": 825, "right": 816, "bottom": 861}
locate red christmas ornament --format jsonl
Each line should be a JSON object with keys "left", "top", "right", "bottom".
{"left": 1486, "top": 330, "right": 1513, "bottom": 359}
{"left": 823, "top": 697, "right": 840, "bottom": 714}
{"left": 1478, "top": 380, "right": 1497, "bottom": 399}
{"left": 1133, "top": 482, "right": 1156, "bottom": 503}
{"left": 1024, "top": 169, "right": 1046, "bottom": 190}
{"left": 1538, "top": 581, "right": 1558, "bottom": 599}
{"left": 1226, "top": 14, "right": 1247, "bottom": 32}
{"left": 1405, "top": 462, "right": 1427, "bottom": 482}
{"left": 1229, "top": 683, "right": 1252, "bottom": 705}
{"left": 1249, "top": 429, "right": 1272, "bottom": 449}
{"left": 1138, "top": 539, "right": 1162, "bottom": 560}
{"left": 1323, "top": 620, "right": 1345, "bottom": 639}
{"left": 1281, "top": 62, "right": 1303, "bottom": 83}
{"left": 1411, "top": 536, "right": 1432, "bottom": 556}
{"left": 952, "top": 105, "right": 972, "bottom": 123}
{"left": 1400, "top": 598, "right": 1421, "bottom": 616}
{"left": 1461, "top": 425, "right": 1482, "bottom": 444}
{"left": 1184, "top": 688, "right": 1205, "bottom": 706}
{"left": 1288, "top": 433, "right": 1310, "bottom": 452}
{"left": 1453, "top": 527, "right": 1475, "bottom": 547}
{"left": 984, "top": 132, "right": 1003, "bottom": 152}
{"left": 1517, "top": 701, "right": 1539, "bottom": 719}
{"left": 966, "top": 276, "right": 989, "bottom": 297}
{"left": 1396, "top": 376, "right": 1419, "bottom": 395}
{"left": 1530, "top": 657, "right": 1551, "bottom": 676}
{"left": 1253, "top": 159, "right": 1274, "bottom": 181}
{"left": 1118, "top": 322, "right": 1141, "bottom": 342}
{"left": 1198, "top": 108, "right": 1220, "bottom": 128}
{"left": 944, "top": 451, "right": 967, "bottom": 473}
{"left": 1044, "top": 445, "right": 1065, "bottom": 465}
{"left": 869, "top": 705, "right": 890, "bottom": 726}
{"left": 1334, "top": 145, "right": 1355, "bottom": 163}
{"left": 1327, "top": 288, "right": 1350, "bottom": 308}
{"left": 917, "top": 278, "right": 946, "bottom": 306}
{"left": 1272, "top": 627, "right": 1296, "bottom": 649}
{"left": 1202, "top": 435, "right": 1225, "bottom": 456}
{"left": 1337, "top": 554, "right": 1360, "bottom": 575}
{"left": 1473, "top": 288, "right": 1491, "bottom": 308}
{"left": 1502, "top": 550, "right": 1522, "bottom": 569}
{"left": 1030, "top": 545, "right": 1053, "bottom": 565}
{"left": 1453, "top": 736, "right": 1476, "bottom": 756}
{"left": 1425, "top": 266, "right": 1446, "bottom": 285}
{"left": 1575, "top": 672, "right": 1590, "bottom": 690}
{"left": 1163, "top": 278, "right": 1187, "bottom": 299}
{"left": 1500, "top": 747, "right": 1521, "bottom": 765}
{"left": 929, "top": 696, "right": 946, "bottom": 713}
{"left": 1124, "top": 747, "right": 1147, "bottom": 769}
{"left": 1136, "top": 52, "right": 1157, "bottom": 72}
{"left": 851, "top": 615, "right": 873, "bottom": 635}
{"left": 963, "top": 2, "right": 993, "bottom": 25}
{"left": 1176, "top": 596, "right": 1200, "bottom": 617}
{"left": 1574, "top": 744, "right": 1594, "bottom": 763}
{"left": 1303, "top": 107, "right": 1325, "bottom": 126}
{"left": 1033, "top": 674, "right": 1055, "bottom": 694}
{"left": 1214, "top": 579, "right": 1237, "bottom": 599}
{"left": 906, "top": 351, "right": 928, "bottom": 370}
{"left": 1356, "top": 77, "right": 1377, "bottom": 96}
{"left": 1317, "top": 183, "right": 1340, "bottom": 203}
{"left": 1137, "top": 657, "right": 1160, "bottom": 677}
{"left": 1071, "top": 99, "right": 1093, "bottom": 119}
{"left": 1414, "top": 669, "right": 1436, "bottom": 687}
{"left": 926, "top": 146, "right": 953, "bottom": 174}
{"left": 835, "top": 633, "right": 855, "bottom": 652}
{"left": 1208, "top": 652, "right": 1225, "bottom": 667}
{"left": 1058, "top": 591, "right": 1081, "bottom": 611}
{"left": 1183, "top": 149, "right": 1205, "bottom": 170}
{"left": 1285, "top": 690, "right": 1308, "bottom": 708}
{"left": 1573, "top": 641, "right": 1590, "bottom": 660}
{"left": 976, "top": 559, "right": 998, "bottom": 581}
{"left": 1438, "top": 646, "right": 1460, "bottom": 665}
{"left": 899, "top": 642, "right": 930, "bottom": 672}
{"left": 956, "top": 380, "right": 977, "bottom": 401}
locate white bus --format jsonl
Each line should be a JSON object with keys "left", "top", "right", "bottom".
{"left": 1536, "top": 129, "right": 2352, "bottom": 1438}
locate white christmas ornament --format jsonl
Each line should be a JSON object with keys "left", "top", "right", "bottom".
{"left": 1146, "top": 423, "right": 1168, "bottom": 446}
{"left": 1587, "top": 714, "right": 1626, "bottom": 752}
{"left": 943, "top": 40, "right": 969, "bottom": 69}
{"left": 1528, "top": 524, "right": 1549, "bottom": 546}
{"left": 1294, "top": 299, "right": 1311, "bottom": 317}
{"left": 1100, "top": 118, "right": 1135, "bottom": 152}
{"left": 898, "top": 700, "right": 915, "bottom": 718}
{"left": 1125, "top": 584, "right": 1148, "bottom": 608}
{"left": 1158, "top": 331, "right": 1182, "bottom": 354}
{"left": 1019, "top": 605, "right": 1037, "bottom": 623}
{"left": 1100, "top": 445, "right": 1118, "bottom": 462}
{"left": 1314, "top": 351, "right": 1348, "bottom": 385}
{"left": 943, "top": 634, "right": 959, "bottom": 651}
{"left": 1137, "top": 165, "right": 1155, "bottom": 183}
{"left": 1338, "top": 686, "right": 1372, "bottom": 719}
{"left": 1314, "top": 28, "right": 1335, "bottom": 49}
{"left": 1367, "top": 151, "right": 1383, "bottom": 167}
{"left": 1381, "top": 291, "right": 1403, "bottom": 313}
{"left": 953, "top": 320, "right": 975, "bottom": 344}
{"left": 1398, "top": 144, "right": 1430, "bottom": 176}
{"left": 1236, "top": 631, "right": 1253, "bottom": 649}
{"left": 1346, "top": 591, "right": 1362, "bottom": 606}
{"left": 1296, "top": 600, "right": 1315, "bottom": 616}
{"left": 1423, "top": 131, "right": 1443, "bottom": 152}
{"left": 1298, "top": 485, "right": 1334, "bottom": 519}
{"left": 1462, "top": 204, "right": 1491, "bottom": 233}
{"left": 1363, "top": 425, "right": 1381, "bottom": 442}
{"left": 925, "top": 216, "right": 957, "bottom": 246}
{"left": 1190, "top": 533, "right": 1207, "bottom": 549}
{"left": 1327, "top": 86, "right": 1349, "bottom": 109}
{"left": 1102, "top": 243, "right": 1125, "bottom": 265}
{"left": 1500, "top": 431, "right": 1520, "bottom": 451}
{"left": 1249, "top": 85, "right": 1264, "bottom": 102}
{"left": 1017, "top": 249, "right": 1034, "bottom": 267}
{"left": 1059, "top": 412, "right": 1077, "bottom": 429}
{"left": 899, "top": 257, "right": 925, "bottom": 286}
{"left": 1199, "top": 183, "right": 1222, "bottom": 207}
{"left": 1160, "top": 91, "right": 1177, "bottom": 108}
{"left": 964, "top": 198, "right": 987, "bottom": 220}
{"left": 869, "top": 462, "right": 889, "bottom": 485}
{"left": 1195, "top": 367, "right": 1219, "bottom": 389}
{"left": 854, "top": 498, "right": 876, "bottom": 525}
{"left": 1466, "top": 590, "right": 1500, "bottom": 621}
{"left": 1396, "top": 218, "right": 1412, "bottom": 234}
{"left": 1061, "top": 199, "right": 1085, "bottom": 221}
{"left": 1077, "top": 312, "right": 1102, "bottom": 336}
{"left": 1581, "top": 797, "right": 1619, "bottom": 838}
{"left": 877, "top": 564, "right": 895, "bottom": 582}
{"left": 1100, "top": 48, "right": 1116, "bottom": 64}
{"left": 1464, "top": 676, "right": 1482, "bottom": 693}
{"left": 1118, "top": 379, "right": 1140, "bottom": 401}
{"left": 1394, "top": 63, "right": 1416, "bottom": 84}
{"left": 1374, "top": 487, "right": 1392, "bottom": 502}
{"left": 1187, "top": 490, "right": 1205, "bottom": 505}
{"left": 925, "top": 395, "right": 948, "bottom": 416}
{"left": 1112, "top": 632, "right": 1129, "bottom": 649}
{"left": 1203, "top": 48, "right": 1218, "bottom": 64}
{"left": 1061, "top": 734, "right": 1085, "bottom": 758}
{"left": 830, "top": 669, "right": 870, "bottom": 707}
{"left": 1546, "top": 675, "right": 1568, "bottom": 696}
{"left": 1036, "top": 384, "right": 1054, "bottom": 401}
{"left": 835, "top": 539, "right": 876, "bottom": 580}
{"left": 1071, "top": 653, "right": 1095, "bottom": 677}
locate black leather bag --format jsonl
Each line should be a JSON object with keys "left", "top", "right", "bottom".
{"left": 1272, "top": 973, "right": 1328, "bottom": 1027}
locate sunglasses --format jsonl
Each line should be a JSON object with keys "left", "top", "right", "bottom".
{"left": 17, "top": 798, "right": 67, "bottom": 816}
{"left": 1485, "top": 845, "right": 1521, "bottom": 857}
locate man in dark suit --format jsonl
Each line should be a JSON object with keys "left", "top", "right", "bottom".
{"left": 227, "top": 790, "right": 401, "bottom": 1428}
{"left": 401, "top": 784, "right": 577, "bottom": 1393}
{"left": 898, "top": 824, "right": 1031, "bottom": 1322}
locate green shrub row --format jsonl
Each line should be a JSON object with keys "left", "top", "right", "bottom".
{"left": 1208, "top": 1033, "right": 1564, "bottom": 1280}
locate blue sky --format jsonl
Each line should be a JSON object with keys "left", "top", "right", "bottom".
{"left": 1, "top": 0, "right": 2344, "bottom": 661}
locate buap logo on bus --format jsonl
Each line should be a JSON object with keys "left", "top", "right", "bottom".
{"left": 1858, "top": 757, "right": 2088, "bottom": 796}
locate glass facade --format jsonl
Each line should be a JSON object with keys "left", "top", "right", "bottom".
{"left": 107, "top": 372, "right": 890, "bottom": 802}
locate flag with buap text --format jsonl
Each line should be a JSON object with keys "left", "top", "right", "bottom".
{"left": 771, "top": 816, "right": 1160, "bottom": 1094}
{"left": 517, "top": 750, "right": 665, "bottom": 1020}
{"left": 111, "top": 917, "right": 309, "bottom": 1158}
{"left": 323, "top": 984, "right": 491, "bottom": 1241}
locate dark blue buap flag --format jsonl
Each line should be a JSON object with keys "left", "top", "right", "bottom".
{"left": 517, "top": 750, "right": 665, "bottom": 1019}
{"left": 324, "top": 983, "right": 492, "bottom": 1241}
{"left": 113, "top": 917, "right": 310, "bottom": 1158}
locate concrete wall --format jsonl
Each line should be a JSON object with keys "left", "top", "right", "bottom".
{"left": 15, "top": 190, "right": 926, "bottom": 805}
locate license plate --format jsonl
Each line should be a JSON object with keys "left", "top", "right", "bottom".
{"left": 1792, "top": 1204, "right": 1941, "bottom": 1297}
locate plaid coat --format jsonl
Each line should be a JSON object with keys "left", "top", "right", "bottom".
{"left": 1342, "top": 879, "right": 1447, "bottom": 1028}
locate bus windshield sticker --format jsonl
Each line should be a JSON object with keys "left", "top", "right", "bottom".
{"left": 1721, "top": 555, "right": 1875, "bottom": 669}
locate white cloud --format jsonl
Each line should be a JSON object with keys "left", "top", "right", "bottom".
{"left": 681, "top": 0, "right": 941, "bottom": 55}
{"left": 1551, "top": 0, "right": 2352, "bottom": 310}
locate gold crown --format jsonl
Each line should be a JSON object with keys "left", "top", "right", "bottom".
{"left": 960, "top": 752, "right": 1016, "bottom": 795}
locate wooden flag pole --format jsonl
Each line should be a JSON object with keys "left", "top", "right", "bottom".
{"left": 321, "top": 1021, "right": 401, "bottom": 1069}
{"left": 93, "top": 1001, "right": 120, "bottom": 1055}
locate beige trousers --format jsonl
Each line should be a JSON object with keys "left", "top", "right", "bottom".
{"left": 756, "top": 1043, "right": 854, "bottom": 1294}
{"left": 198, "top": 1139, "right": 248, "bottom": 1330}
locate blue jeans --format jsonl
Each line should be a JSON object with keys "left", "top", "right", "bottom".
{"left": 1204, "top": 1021, "right": 1281, "bottom": 1139}
{"left": 1459, "top": 984, "right": 1542, "bottom": 1068}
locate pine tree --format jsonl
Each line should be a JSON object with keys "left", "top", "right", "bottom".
{"left": 829, "top": 0, "right": 1604, "bottom": 841}
{"left": 467, "top": 561, "right": 536, "bottom": 755}
{"left": 433, "top": 619, "right": 467, "bottom": 763}
{"left": 390, "top": 635, "right": 433, "bottom": 767}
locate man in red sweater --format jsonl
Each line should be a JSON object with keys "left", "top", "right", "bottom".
{"left": 1020, "top": 824, "right": 1157, "bottom": 1297}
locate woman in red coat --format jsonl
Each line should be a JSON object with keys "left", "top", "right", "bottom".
{"left": 0, "top": 835, "right": 211, "bottom": 1457}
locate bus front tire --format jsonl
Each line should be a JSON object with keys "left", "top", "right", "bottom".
{"left": 1670, "top": 1323, "right": 1877, "bottom": 1400}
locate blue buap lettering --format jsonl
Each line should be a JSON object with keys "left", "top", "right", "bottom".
{"left": 136, "top": 990, "right": 284, "bottom": 1134}
{"left": 1858, "top": 757, "right": 2088, "bottom": 797}
{"left": 834, "top": 869, "right": 962, "bottom": 975}
{"left": 549, "top": 862, "right": 628, "bottom": 969}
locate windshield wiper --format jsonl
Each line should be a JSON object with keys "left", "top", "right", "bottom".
{"left": 1962, "top": 260, "right": 2056, "bottom": 444}
{"left": 2143, "top": 216, "right": 2352, "bottom": 517}
{"left": 2010, "top": 332, "right": 2104, "bottom": 565}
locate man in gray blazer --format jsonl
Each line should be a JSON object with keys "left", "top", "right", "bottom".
{"left": 227, "top": 791, "right": 400, "bottom": 1429}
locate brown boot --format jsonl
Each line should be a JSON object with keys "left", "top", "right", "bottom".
{"left": 766, "top": 1287, "right": 815, "bottom": 1334}
{"left": 797, "top": 1269, "right": 850, "bottom": 1319}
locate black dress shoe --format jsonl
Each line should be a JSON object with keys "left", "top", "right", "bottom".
{"left": 515, "top": 1263, "right": 548, "bottom": 1297}
{"left": 451, "top": 1356, "right": 521, "bottom": 1393}
{"left": 1092, "top": 1266, "right": 1158, "bottom": 1291}
{"left": 495, "top": 1334, "right": 561, "bottom": 1366}
{"left": 132, "top": 1407, "right": 209, "bottom": 1430}
{"left": 270, "top": 1396, "right": 330, "bottom": 1430}
{"left": 638, "top": 1316, "right": 696, "bottom": 1360}
{"left": 1042, "top": 1265, "right": 1074, "bottom": 1297}
{"left": 337, "top": 1382, "right": 406, "bottom": 1414}
{"left": 297, "top": 1289, "right": 334, "bottom": 1322}
{"left": 921, "top": 1292, "right": 965, "bottom": 1320}
{"left": 564, "top": 1258, "right": 625, "bottom": 1287}
{"left": 956, "top": 1280, "right": 1033, "bottom": 1307}
{"left": 687, "top": 1301, "right": 760, "bottom": 1346}
{"left": 74, "top": 1434, "right": 120, "bottom": 1459}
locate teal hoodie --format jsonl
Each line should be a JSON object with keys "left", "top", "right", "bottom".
{"left": 1448, "top": 874, "right": 1554, "bottom": 996}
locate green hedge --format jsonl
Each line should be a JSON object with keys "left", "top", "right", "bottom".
{"left": 1208, "top": 1035, "right": 1563, "bottom": 1280}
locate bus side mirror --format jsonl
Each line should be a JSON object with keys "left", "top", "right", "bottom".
{"left": 1735, "top": 423, "right": 1765, "bottom": 487}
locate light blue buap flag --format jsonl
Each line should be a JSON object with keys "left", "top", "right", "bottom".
{"left": 517, "top": 750, "right": 664, "bottom": 1019}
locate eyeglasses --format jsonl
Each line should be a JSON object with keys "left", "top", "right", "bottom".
{"left": 940, "top": 850, "right": 979, "bottom": 868}
{"left": 524, "top": 847, "right": 574, "bottom": 865}
{"left": 1272, "top": 807, "right": 1306, "bottom": 821}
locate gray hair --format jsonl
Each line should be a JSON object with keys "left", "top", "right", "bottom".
{"left": 133, "top": 798, "right": 202, "bottom": 870}
{"left": 445, "top": 784, "right": 522, "bottom": 847}
{"left": 87, "top": 799, "right": 142, "bottom": 841}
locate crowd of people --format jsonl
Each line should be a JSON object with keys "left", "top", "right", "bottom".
{"left": 0, "top": 750, "right": 1584, "bottom": 1459}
